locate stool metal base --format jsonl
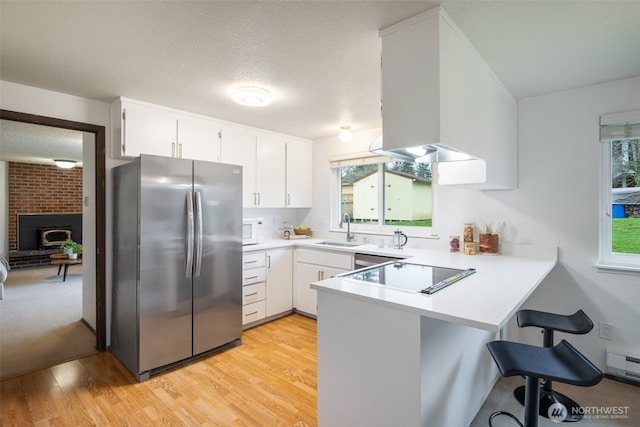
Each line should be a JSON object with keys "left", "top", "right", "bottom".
{"left": 514, "top": 384, "right": 583, "bottom": 422}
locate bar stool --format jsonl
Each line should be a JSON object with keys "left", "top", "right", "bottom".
{"left": 515, "top": 309, "right": 593, "bottom": 422}
{"left": 486, "top": 339, "right": 602, "bottom": 427}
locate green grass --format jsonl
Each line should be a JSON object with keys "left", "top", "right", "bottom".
{"left": 384, "top": 219, "right": 433, "bottom": 227}
{"left": 612, "top": 218, "right": 640, "bottom": 254}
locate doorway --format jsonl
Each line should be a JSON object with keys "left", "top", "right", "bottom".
{"left": 0, "top": 110, "right": 106, "bottom": 356}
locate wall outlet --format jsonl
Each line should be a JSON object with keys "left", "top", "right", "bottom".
{"left": 599, "top": 322, "right": 613, "bottom": 340}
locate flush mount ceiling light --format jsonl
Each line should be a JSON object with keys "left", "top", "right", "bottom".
{"left": 339, "top": 126, "right": 352, "bottom": 142}
{"left": 54, "top": 159, "right": 76, "bottom": 169}
{"left": 232, "top": 86, "right": 272, "bottom": 107}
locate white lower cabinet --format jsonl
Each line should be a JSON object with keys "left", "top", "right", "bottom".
{"left": 294, "top": 249, "right": 353, "bottom": 317}
{"left": 242, "top": 252, "right": 267, "bottom": 326}
{"left": 266, "top": 248, "right": 293, "bottom": 317}
{"left": 243, "top": 248, "right": 294, "bottom": 327}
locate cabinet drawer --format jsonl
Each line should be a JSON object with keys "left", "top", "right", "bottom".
{"left": 243, "top": 252, "right": 266, "bottom": 269}
{"left": 242, "top": 300, "right": 266, "bottom": 325}
{"left": 242, "top": 267, "right": 266, "bottom": 285}
{"left": 242, "top": 282, "right": 266, "bottom": 305}
{"left": 296, "top": 248, "right": 353, "bottom": 270}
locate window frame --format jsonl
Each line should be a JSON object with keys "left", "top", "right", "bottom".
{"left": 329, "top": 152, "right": 438, "bottom": 238}
{"left": 597, "top": 111, "right": 640, "bottom": 272}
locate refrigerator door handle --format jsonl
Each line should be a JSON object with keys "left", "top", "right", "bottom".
{"left": 185, "top": 191, "right": 194, "bottom": 278}
{"left": 194, "top": 191, "right": 203, "bottom": 277}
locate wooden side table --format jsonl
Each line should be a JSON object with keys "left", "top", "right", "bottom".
{"left": 50, "top": 253, "right": 82, "bottom": 282}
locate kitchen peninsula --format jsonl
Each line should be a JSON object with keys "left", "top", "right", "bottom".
{"left": 311, "top": 247, "right": 557, "bottom": 427}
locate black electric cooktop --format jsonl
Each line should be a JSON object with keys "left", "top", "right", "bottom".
{"left": 339, "top": 261, "right": 476, "bottom": 294}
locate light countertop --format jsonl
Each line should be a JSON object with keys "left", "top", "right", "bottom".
{"left": 243, "top": 238, "right": 557, "bottom": 332}
{"left": 310, "top": 246, "right": 557, "bottom": 332}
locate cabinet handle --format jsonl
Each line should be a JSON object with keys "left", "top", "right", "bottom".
{"left": 245, "top": 311, "right": 258, "bottom": 317}
{"left": 321, "top": 270, "right": 325, "bottom": 280}
{"left": 257, "top": 192, "right": 261, "bottom": 205}
{"left": 267, "top": 255, "right": 271, "bottom": 269}
{"left": 244, "top": 275, "right": 258, "bottom": 280}
{"left": 245, "top": 292, "right": 258, "bottom": 297}
{"left": 121, "top": 109, "right": 127, "bottom": 155}
{"left": 244, "top": 260, "right": 257, "bottom": 264}
{"left": 172, "top": 142, "right": 176, "bottom": 157}
{"left": 179, "top": 143, "right": 183, "bottom": 158}
{"left": 287, "top": 194, "right": 291, "bottom": 206}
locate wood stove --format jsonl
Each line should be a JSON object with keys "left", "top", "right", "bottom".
{"left": 37, "top": 226, "right": 72, "bottom": 249}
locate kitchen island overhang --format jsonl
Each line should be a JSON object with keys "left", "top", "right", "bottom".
{"left": 311, "top": 249, "right": 557, "bottom": 427}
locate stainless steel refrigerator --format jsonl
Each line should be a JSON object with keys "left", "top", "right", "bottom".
{"left": 111, "top": 155, "right": 243, "bottom": 381}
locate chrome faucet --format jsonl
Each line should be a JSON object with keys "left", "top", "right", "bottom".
{"left": 343, "top": 213, "right": 355, "bottom": 242}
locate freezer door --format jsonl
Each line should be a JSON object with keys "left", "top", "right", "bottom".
{"left": 192, "top": 160, "right": 243, "bottom": 355}
{"left": 139, "top": 155, "right": 194, "bottom": 372}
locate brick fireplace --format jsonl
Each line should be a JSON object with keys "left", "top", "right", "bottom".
{"left": 8, "top": 162, "right": 83, "bottom": 269}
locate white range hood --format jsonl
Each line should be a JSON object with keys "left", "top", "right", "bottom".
{"left": 376, "top": 6, "right": 517, "bottom": 190}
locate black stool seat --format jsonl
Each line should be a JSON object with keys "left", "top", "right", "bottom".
{"left": 487, "top": 339, "right": 602, "bottom": 427}
{"left": 487, "top": 340, "right": 602, "bottom": 387}
{"left": 517, "top": 309, "right": 593, "bottom": 335}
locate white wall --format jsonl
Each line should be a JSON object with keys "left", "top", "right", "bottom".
{"left": 307, "top": 76, "right": 640, "bottom": 369}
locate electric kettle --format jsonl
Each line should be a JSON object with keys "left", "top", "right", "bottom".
{"left": 393, "top": 229, "right": 408, "bottom": 249}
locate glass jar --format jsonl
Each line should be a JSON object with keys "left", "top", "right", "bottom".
{"left": 449, "top": 235, "right": 460, "bottom": 253}
{"left": 463, "top": 222, "right": 475, "bottom": 243}
{"left": 464, "top": 242, "right": 478, "bottom": 255}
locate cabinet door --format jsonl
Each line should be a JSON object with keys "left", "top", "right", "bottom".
{"left": 220, "top": 124, "right": 257, "bottom": 207}
{"left": 295, "top": 264, "right": 348, "bottom": 317}
{"left": 122, "top": 101, "right": 178, "bottom": 158}
{"left": 256, "top": 134, "right": 286, "bottom": 207}
{"left": 286, "top": 139, "right": 312, "bottom": 208}
{"left": 178, "top": 115, "right": 221, "bottom": 162}
{"left": 295, "top": 262, "right": 320, "bottom": 316}
{"left": 266, "top": 248, "right": 293, "bottom": 317}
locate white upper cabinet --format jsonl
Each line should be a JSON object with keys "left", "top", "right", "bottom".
{"left": 111, "top": 97, "right": 221, "bottom": 162}
{"left": 112, "top": 97, "right": 313, "bottom": 206}
{"left": 178, "top": 115, "right": 221, "bottom": 162}
{"left": 380, "top": 6, "right": 517, "bottom": 189}
{"left": 219, "top": 124, "right": 257, "bottom": 207}
{"left": 286, "top": 139, "right": 312, "bottom": 208}
{"left": 221, "top": 127, "right": 312, "bottom": 208}
{"left": 112, "top": 99, "right": 178, "bottom": 158}
{"left": 256, "top": 134, "right": 286, "bottom": 208}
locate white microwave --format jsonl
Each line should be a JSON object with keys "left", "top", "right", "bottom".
{"left": 242, "top": 218, "right": 264, "bottom": 245}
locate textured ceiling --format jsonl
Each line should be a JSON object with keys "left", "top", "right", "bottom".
{"left": 0, "top": 120, "right": 83, "bottom": 166}
{"left": 1, "top": 1, "right": 639, "bottom": 156}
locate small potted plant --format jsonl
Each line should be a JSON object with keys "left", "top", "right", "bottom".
{"left": 60, "top": 240, "right": 75, "bottom": 256}
{"left": 61, "top": 240, "right": 82, "bottom": 259}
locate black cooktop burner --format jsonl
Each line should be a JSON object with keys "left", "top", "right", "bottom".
{"left": 340, "top": 261, "right": 476, "bottom": 294}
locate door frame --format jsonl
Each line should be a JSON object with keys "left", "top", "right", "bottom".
{"left": 1, "top": 109, "right": 107, "bottom": 351}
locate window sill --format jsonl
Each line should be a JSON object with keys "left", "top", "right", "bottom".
{"left": 596, "top": 263, "right": 640, "bottom": 274}
{"left": 329, "top": 228, "right": 439, "bottom": 240}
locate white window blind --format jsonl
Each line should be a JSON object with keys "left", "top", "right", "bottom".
{"left": 600, "top": 110, "right": 640, "bottom": 141}
{"left": 328, "top": 151, "right": 396, "bottom": 168}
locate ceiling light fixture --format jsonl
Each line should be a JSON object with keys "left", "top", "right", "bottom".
{"left": 339, "top": 126, "right": 352, "bottom": 142}
{"left": 54, "top": 159, "right": 76, "bottom": 169}
{"left": 232, "top": 86, "right": 272, "bottom": 107}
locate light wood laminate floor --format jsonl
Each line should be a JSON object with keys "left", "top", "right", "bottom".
{"left": 3, "top": 312, "right": 638, "bottom": 426}
{"left": 1, "top": 314, "right": 317, "bottom": 426}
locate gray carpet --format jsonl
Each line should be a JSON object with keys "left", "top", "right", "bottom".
{"left": 470, "top": 375, "right": 639, "bottom": 426}
{"left": 0, "top": 265, "right": 96, "bottom": 379}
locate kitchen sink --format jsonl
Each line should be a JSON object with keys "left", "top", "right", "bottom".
{"left": 315, "top": 241, "right": 362, "bottom": 248}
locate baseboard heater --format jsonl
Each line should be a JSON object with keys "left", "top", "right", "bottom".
{"left": 606, "top": 348, "right": 640, "bottom": 386}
